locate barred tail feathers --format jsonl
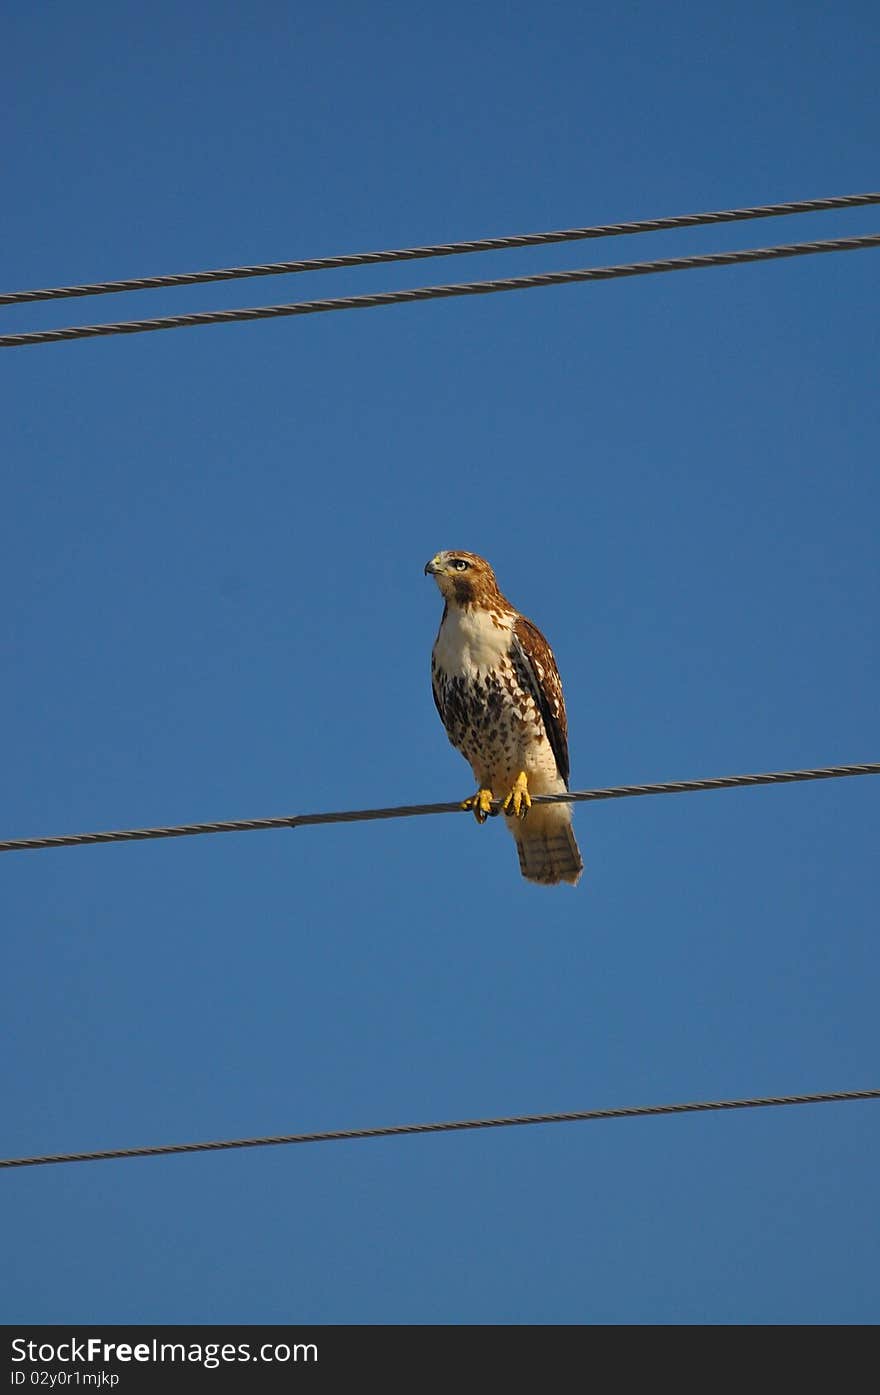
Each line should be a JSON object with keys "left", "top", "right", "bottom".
{"left": 510, "top": 803, "right": 583, "bottom": 887}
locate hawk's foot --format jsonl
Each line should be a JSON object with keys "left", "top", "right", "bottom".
{"left": 502, "top": 771, "right": 532, "bottom": 820}
{"left": 461, "top": 788, "right": 496, "bottom": 824}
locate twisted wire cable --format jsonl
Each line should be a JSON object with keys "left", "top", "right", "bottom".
{"left": 3, "top": 191, "right": 878, "bottom": 307}
{"left": 2, "top": 231, "right": 878, "bottom": 349}
{"left": 1, "top": 761, "right": 877, "bottom": 855}
{"left": 2, "top": 1089, "right": 877, "bottom": 1170}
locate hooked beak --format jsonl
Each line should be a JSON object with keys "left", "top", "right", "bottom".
{"left": 424, "top": 555, "right": 444, "bottom": 576}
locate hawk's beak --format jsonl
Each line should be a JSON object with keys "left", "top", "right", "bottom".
{"left": 424, "top": 556, "right": 444, "bottom": 576}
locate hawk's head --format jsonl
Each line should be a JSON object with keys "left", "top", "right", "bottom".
{"left": 424, "top": 551, "right": 502, "bottom": 608}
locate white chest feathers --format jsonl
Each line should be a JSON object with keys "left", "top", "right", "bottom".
{"left": 433, "top": 606, "right": 515, "bottom": 678}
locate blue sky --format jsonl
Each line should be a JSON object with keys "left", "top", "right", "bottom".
{"left": 3, "top": 0, "right": 878, "bottom": 1324}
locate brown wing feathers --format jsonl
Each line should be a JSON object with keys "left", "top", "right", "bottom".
{"left": 511, "top": 615, "right": 570, "bottom": 788}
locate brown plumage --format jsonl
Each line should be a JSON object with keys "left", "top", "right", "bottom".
{"left": 425, "top": 550, "right": 583, "bottom": 886}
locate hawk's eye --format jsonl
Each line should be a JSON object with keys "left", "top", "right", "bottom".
{"left": 451, "top": 559, "right": 469, "bottom": 571}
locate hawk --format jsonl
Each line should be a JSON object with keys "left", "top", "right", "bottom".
{"left": 425, "top": 550, "right": 583, "bottom": 886}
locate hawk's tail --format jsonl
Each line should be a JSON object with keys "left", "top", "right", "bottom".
{"left": 513, "top": 809, "right": 583, "bottom": 887}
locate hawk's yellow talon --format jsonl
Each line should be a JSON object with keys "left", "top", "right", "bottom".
{"left": 502, "top": 771, "right": 532, "bottom": 820}
{"left": 462, "top": 787, "right": 495, "bottom": 824}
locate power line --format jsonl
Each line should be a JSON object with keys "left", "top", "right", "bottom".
{"left": 3, "top": 1088, "right": 877, "bottom": 1170}
{"left": 3, "top": 191, "right": 878, "bottom": 308}
{"left": 2, "top": 231, "right": 878, "bottom": 350}
{"left": 1, "top": 761, "right": 876, "bottom": 855}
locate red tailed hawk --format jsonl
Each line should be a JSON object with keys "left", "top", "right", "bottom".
{"left": 425, "top": 550, "right": 583, "bottom": 886}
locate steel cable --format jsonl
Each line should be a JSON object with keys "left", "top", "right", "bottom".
{"left": 3, "top": 191, "right": 878, "bottom": 307}
{"left": 2, "top": 231, "right": 878, "bottom": 349}
{"left": 3, "top": 1089, "right": 877, "bottom": 1170}
{"left": 1, "top": 761, "right": 877, "bottom": 855}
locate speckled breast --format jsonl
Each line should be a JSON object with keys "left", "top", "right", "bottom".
{"left": 433, "top": 659, "right": 543, "bottom": 774}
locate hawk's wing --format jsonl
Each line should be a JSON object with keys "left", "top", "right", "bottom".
{"left": 431, "top": 672, "right": 446, "bottom": 726}
{"left": 511, "top": 615, "right": 570, "bottom": 788}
